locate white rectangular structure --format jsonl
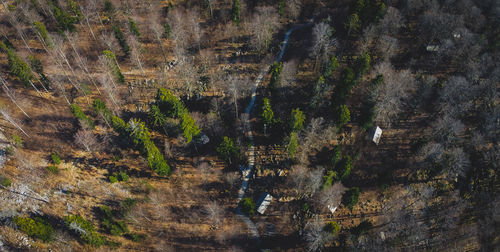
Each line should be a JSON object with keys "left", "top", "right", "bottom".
{"left": 327, "top": 204, "right": 337, "bottom": 214}
{"left": 372, "top": 126, "right": 382, "bottom": 145}
{"left": 257, "top": 193, "right": 273, "bottom": 214}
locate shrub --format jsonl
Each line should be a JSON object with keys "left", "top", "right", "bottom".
{"left": 113, "top": 25, "right": 130, "bottom": 56}
{"left": 49, "top": 1, "right": 78, "bottom": 32}
{"left": 108, "top": 172, "right": 129, "bottom": 183}
{"left": 360, "top": 100, "right": 376, "bottom": 131}
{"left": 64, "top": 215, "right": 106, "bottom": 247}
{"left": 111, "top": 115, "right": 127, "bottom": 135}
{"left": 93, "top": 99, "right": 113, "bottom": 123}
{"left": 11, "top": 134, "right": 23, "bottom": 148}
{"left": 128, "top": 18, "right": 140, "bottom": 37}
{"left": 104, "top": 0, "right": 114, "bottom": 14}
{"left": 331, "top": 145, "right": 342, "bottom": 167}
{"left": 149, "top": 104, "right": 168, "bottom": 127}
{"left": 354, "top": 52, "right": 371, "bottom": 78}
{"left": 279, "top": 0, "right": 285, "bottom": 16}
{"left": 51, "top": 152, "right": 61, "bottom": 164}
{"left": 109, "top": 175, "right": 118, "bottom": 183}
{"left": 217, "top": 136, "right": 240, "bottom": 165}
{"left": 125, "top": 233, "right": 146, "bottom": 242}
{"left": 289, "top": 108, "right": 305, "bottom": 132}
{"left": 337, "top": 155, "right": 353, "bottom": 180}
{"left": 46, "top": 165, "right": 59, "bottom": 174}
{"left": 99, "top": 206, "right": 129, "bottom": 236}
{"left": 33, "top": 21, "right": 53, "bottom": 48}
{"left": 324, "top": 221, "right": 340, "bottom": 236}
{"left": 0, "top": 42, "right": 33, "bottom": 86}
{"left": 4, "top": 146, "right": 14, "bottom": 156}
{"left": 103, "top": 50, "right": 124, "bottom": 84}
{"left": 154, "top": 88, "right": 185, "bottom": 118}
{"left": 180, "top": 112, "right": 201, "bottom": 143}
{"left": 29, "top": 56, "right": 50, "bottom": 88}
{"left": 286, "top": 132, "right": 299, "bottom": 159}
{"left": 240, "top": 197, "right": 255, "bottom": 215}
{"left": 152, "top": 88, "right": 200, "bottom": 143}
{"left": 111, "top": 116, "right": 171, "bottom": 176}
{"left": 0, "top": 175, "right": 11, "bottom": 187}
{"left": 324, "top": 55, "right": 339, "bottom": 78}
{"left": 323, "top": 170, "right": 337, "bottom": 188}
{"left": 70, "top": 104, "right": 95, "bottom": 129}
{"left": 333, "top": 68, "right": 357, "bottom": 104}
{"left": 336, "top": 104, "right": 351, "bottom": 128}
{"left": 232, "top": 0, "right": 241, "bottom": 25}
{"left": 120, "top": 198, "right": 137, "bottom": 212}
{"left": 117, "top": 171, "right": 129, "bottom": 182}
{"left": 345, "top": 13, "right": 360, "bottom": 35}
{"left": 66, "top": 0, "right": 82, "bottom": 19}
{"left": 342, "top": 187, "right": 360, "bottom": 210}
{"left": 268, "top": 62, "right": 283, "bottom": 92}
{"left": 163, "top": 23, "right": 172, "bottom": 38}
{"left": 371, "top": 74, "right": 384, "bottom": 87}
{"left": 352, "top": 220, "right": 373, "bottom": 237}
{"left": 14, "top": 216, "right": 55, "bottom": 242}
{"left": 261, "top": 98, "right": 275, "bottom": 127}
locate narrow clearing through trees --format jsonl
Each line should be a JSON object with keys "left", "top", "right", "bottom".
{"left": 235, "top": 21, "right": 313, "bottom": 249}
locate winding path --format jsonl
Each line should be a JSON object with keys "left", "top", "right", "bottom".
{"left": 235, "top": 21, "right": 313, "bottom": 247}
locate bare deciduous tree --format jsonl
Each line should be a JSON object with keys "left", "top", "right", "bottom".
{"left": 248, "top": 6, "right": 280, "bottom": 53}
{"left": 315, "top": 182, "right": 346, "bottom": 213}
{"left": 285, "top": 0, "right": 302, "bottom": 20}
{"left": 310, "top": 22, "right": 336, "bottom": 72}
{"left": 443, "top": 147, "right": 470, "bottom": 179}
{"left": 375, "top": 35, "right": 399, "bottom": 60}
{"left": 74, "top": 127, "right": 98, "bottom": 153}
{"left": 298, "top": 118, "right": 336, "bottom": 164}
{"left": 225, "top": 74, "right": 251, "bottom": 119}
{"left": 127, "top": 34, "right": 145, "bottom": 75}
{"left": 204, "top": 201, "right": 223, "bottom": 228}
{"left": 439, "top": 76, "right": 478, "bottom": 117}
{"left": 430, "top": 114, "right": 465, "bottom": 145}
{"left": 287, "top": 165, "right": 324, "bottom": 198}
{"left": 380, "top": 7, "right": 404, "bottom": 35}
{"left": 372, "top": 62, "right": 415, "bottom": 127}
{"left": 303, "top": 216, "right": 332, "bottom": 251}
{"left": 224, "top": 171, "right": 240, "bottom": 189}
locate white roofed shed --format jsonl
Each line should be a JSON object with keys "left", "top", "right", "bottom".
{"left": 256, "top": 193, "right": 273, "bottom": 214}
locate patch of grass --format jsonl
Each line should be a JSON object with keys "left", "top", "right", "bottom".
{"left": 141, "top": 180, "right": 155, "bottom": 193}
{"left": 99, "top": 206, "right": 129, "bottom": 236}
{"left": 125, "top": 233, "right": 146, "bottom": 242}
{"left": 108, "top": 171, "right": 129, "bottom": 183}
{"left": 0, "top": 175, "right": 11, "bottom": 187}
{"left": 108, "top": 175, "right": 118, "bottom": 183}
{"left": 120, "top": 198, "right": 137, "bottom": 212}
{"left": 51, "top": 152, "right": 61, "bottom": 164}
{"left": 46, "top": 165, "right": 59, "bottom": 174}
{"left": 11, "top": 134, "right": 23, "bottom": 148}
{"left": 117, "top": 171, "right": 129, "bottom": 182}
{"left": 14, "top": 216, "right": 55, "bottom": 242}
